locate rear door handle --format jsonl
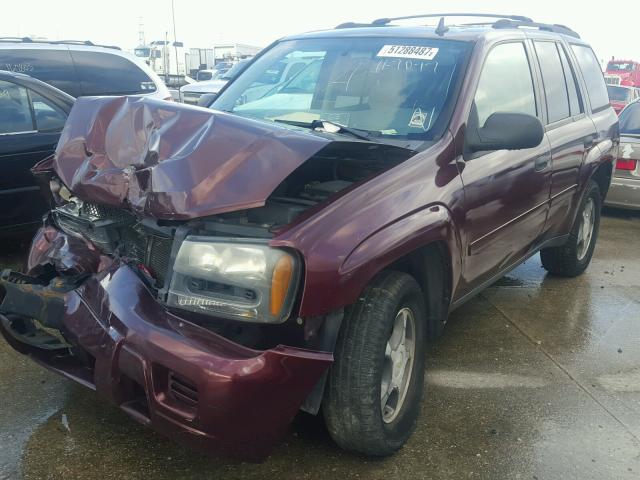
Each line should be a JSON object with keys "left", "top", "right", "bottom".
{"left": 534, "top": 154, "right": 550, "bottom": 172}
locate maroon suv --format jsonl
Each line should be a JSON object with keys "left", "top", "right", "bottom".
{"left": 0, "top": 14, "right": 618, "bottom": 458}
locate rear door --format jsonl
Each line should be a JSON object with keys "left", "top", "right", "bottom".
{"left": 0, "top": 80, "right": 67, "bottom": 229}
{"left": 459, "top": 41, "right": 552, "bottom": 291}
{"left": 531, "top": 39, "right": 596, "bottom": 238}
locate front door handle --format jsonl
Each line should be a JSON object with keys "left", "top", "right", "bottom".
{"left": 534, "top": 154, "right": 550, "bottom": 172}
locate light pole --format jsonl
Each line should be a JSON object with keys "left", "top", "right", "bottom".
{"left": 171, "top": 0, "right": 179, "bottom": 83}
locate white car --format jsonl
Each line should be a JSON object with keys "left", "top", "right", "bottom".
{"left": 180, "top": 60, "right": 249, "bottom": 106}
{"left": 0, "top": 39, "right": 171, "bottom": 101}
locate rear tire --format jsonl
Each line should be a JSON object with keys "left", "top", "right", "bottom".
{"left": 541, "top": 180, "right": 601, "bottom": 277}
{"left": 323, "top": 271, "right": 427, "bottom": 456}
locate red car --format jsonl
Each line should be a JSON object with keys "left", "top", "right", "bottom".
{"left": 0, "top": 14, "right": 618, "bottom": 459}
{"left": 607, "top": 84, "right": 640, "bottom": 114}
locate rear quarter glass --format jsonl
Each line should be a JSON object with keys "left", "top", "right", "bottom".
{"left": 571, "top": 44, "right": 610, "bottom": 111}
{"left": 0, "top": 48, "right": 81, "bottom": 97}
{"left": 70, "top": 51, "right": 157, "bottom": 96}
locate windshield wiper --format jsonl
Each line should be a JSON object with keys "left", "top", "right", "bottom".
{"left": 273, "top": 118, "right": 377, "bottom": 142}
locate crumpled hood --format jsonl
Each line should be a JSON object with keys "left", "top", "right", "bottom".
{"left": 49, "top": 96, "right": 331, "bottom": 219}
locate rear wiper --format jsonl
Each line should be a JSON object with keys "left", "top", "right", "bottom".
{"left": 273, "top": 118, "right": 377, "bottom": 142}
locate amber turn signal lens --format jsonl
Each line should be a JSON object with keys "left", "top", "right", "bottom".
{"left": 270, "top": 255, "right": 294, "bottom": 316}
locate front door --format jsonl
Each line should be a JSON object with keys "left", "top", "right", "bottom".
{"left": 0, "top": 80, "right": 65, "bottom": 230}
{"left": 458, "top": 41, "right": 552, "bottom": 294}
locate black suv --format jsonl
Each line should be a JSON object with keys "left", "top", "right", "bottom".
{"left": 0, "top": 71, "right": 74, "bottom": 232}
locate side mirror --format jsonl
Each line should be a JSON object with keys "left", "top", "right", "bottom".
{"left": 197, "top": 92, "right": 218, "bottom": 108}
{"left": 466, "top": 112, "right": 544, "bottom": 153}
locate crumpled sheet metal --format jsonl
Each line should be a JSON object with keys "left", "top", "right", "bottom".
{"left": 27, "top": 226, "right": 112, "bottom": 275}
{"left": 52, "top": 96, "right": 330, "bottom": 219}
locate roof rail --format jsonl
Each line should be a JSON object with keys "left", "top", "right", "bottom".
{"left": 335, "top": 22, "right": 385, "bottom": 29}
{"left": 492, "top": 19, "right": 580, "bottom": 38}
{"left": 370, "top": 13, "right": 533, "bottom": 26}
{"left": 0, "top": 37, "right": 34, "bottom": 42}
{"left": 0, "top": 37, "right": 121, "bottom": 50}
{"left": 335, "top": 14, "right": 580, "bottom": 39}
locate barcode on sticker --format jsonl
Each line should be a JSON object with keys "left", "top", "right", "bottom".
{"left": 377, "top": 45, "right": 439, "bottom": 60}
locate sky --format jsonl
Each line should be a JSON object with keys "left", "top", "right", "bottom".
{"left": 6, "top": 0, "right": 639, "bottom": 65}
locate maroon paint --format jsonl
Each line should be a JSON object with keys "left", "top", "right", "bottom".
{"left": 49, "top": 96, "right": 330, "bottom": 219}
{"left": 7, "top": 227, "right": 332, "bottom": 459}
{"left": 5, "top": 27, "right": 618, "bottom": 458}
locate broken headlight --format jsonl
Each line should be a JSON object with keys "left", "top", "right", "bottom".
{"left": 167, "top": 237, "right": 301, "bottom": 323}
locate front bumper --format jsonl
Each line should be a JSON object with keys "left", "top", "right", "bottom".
{"left": 604, "top": 177, "right": 640, "bottom": 210}
{"left": 0, "top": 228, "right": 331, "bottom": 459}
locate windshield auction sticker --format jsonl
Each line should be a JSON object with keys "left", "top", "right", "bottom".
{"left": 376, "top": 45, "right": 439, "bottom": 60}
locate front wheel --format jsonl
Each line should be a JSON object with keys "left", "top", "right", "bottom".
{"left": 541, "top": 180, "right": 601, "bottom": 277}
{"left": 322, "top": 271, "right": 427, "bottom": 456}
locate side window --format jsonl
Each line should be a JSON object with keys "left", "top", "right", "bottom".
{"left": 70, "top": 51, "right": 157, "bottom": 96}
{"left": 534, "top": 42, "right": 570, "bottom": 123}
{"left": 0, "top": 80, "right": 34, "bottom": 134}
{"left": 557, "top": 45, "right": 583, "bottom": 116}
{"left": 474, "top": 42, "right": 537, "bottom": 126}
{"left": 571, "top": 45, "right": 610, "bottom": 111}
{"left": 0, "top": 49, "right": 79, "bottom": 97}
{"left": 31, "top": 92, "right": 67, "bottom": 132}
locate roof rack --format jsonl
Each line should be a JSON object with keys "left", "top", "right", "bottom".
{"left": 336, "top": 13, "right": 580, "bottom": 38}
{"left": 492, "top": 19, "right": 580, "bottom": 38}
{"left": 370, "top": 13, "right": 533, "bottom": 25}
{"left": 0, "top": 37, "right": 121, "bottom": 50}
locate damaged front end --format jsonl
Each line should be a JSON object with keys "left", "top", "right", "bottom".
{"left": 0, "top": 96, "right": 414, "bottom": 457}
{"left": 0, "top": 232, "right": 330, "bottom": 458}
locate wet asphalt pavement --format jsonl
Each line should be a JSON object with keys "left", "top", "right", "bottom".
{"left": 0, "top": 210, "right": 639, "bottom": 480}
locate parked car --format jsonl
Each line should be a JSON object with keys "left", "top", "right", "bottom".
{"left": 195, "top": 69, "right": 221, "bottom": 81}
{"left": 605, "top": 100, "right": 640, "bottom": 209}
{"left": 0, "top": 14, "right": 617, "bottom": 459}
{"left": 607, "top": 84, "right": 640, "bottom": 114}
{"left": 0, "top": 70, "right": 74, "bottom": 233}
{"left": 179, "top": 59, "right": 249, "bottom": 106}
{"left": 0, "top": 38, "right": 171, "bottom": 100}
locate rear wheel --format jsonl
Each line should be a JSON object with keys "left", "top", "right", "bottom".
{"left": 541, "top": 180, "right": 601, "bottom": 277}
{"left": 323, "top": 271, "right": 427, "bottom": 456}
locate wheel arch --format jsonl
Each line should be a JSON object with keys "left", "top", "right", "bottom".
{"left": 337, "top": 204, "right": 461, "bottom": 338}
{"left": 590, "top": 159, "right": 613, "bottom": 202}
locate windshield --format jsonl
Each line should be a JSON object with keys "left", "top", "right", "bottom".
{"left": 607, "top": 85, "right": 631, "bottom": 102}
{"left": 212, "top": 38, "right": 471, "bottom": 142}
{"left": 134, "top": 48, "right": 150, "bottom": 58}
{"left": 197, "top": 71, "right": 215, "bottom": 81}
{"left": 607, "top": 62, "right": 634, "bottom": 72}
{"left": 620, "top": 102, "right": 640, "bottom": 135}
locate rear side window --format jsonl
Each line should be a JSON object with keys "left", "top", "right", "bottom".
{"left": 571, "top": 45, "right": 610, "bottom": 111}
{"left": 0, "top": 80, "right": 33, "bottom": 134}
{"left": 0, "top": 49, "right": 79, "bottom": 97}
{"left": 557, "top": 45, "right": 583, "bottom": 116}
{"left": 534, "top": 42, "right": 570, "bottom": 123}
{"left": 474, "top": 42, "right": 537, "bottom": 126}
{"left": 31, "top": 91, "right": 67, "bottom": 131}
{"left": 70, "top": 51, "right": 157, "bottom": 96}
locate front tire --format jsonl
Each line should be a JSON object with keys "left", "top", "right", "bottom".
{"left": 323, "top": 271, "right": 427, "bottom": 456}
{"left": 541, "top": 180, "right": 601, "bottom": 277}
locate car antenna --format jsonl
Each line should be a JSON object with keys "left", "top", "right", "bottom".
{"left": 435, "top": 17, "right": 449, "bottom": 35}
